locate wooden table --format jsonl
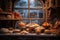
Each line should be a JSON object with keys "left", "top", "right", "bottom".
{"left": 0, "top": 34, "right": 59, "bottom": 40}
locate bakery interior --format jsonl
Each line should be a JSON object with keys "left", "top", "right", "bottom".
{"left": 0, "top": 0, "right": 60, "bottom": 36}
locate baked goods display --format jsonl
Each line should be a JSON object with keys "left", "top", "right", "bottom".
{"left": 35, "top": 27, "right": 45, "bottom": 34}
{"left": 25, "top": 27, "right": 31, "bottom": 33}
{"left": 44, "top": 29, "right": 51, "bottom": 34}
{"left": 13, "top": 12, "right": 22, "bottom": 19}
{"left": 0, "top": 28, "right": 9, "bottom": 33}
{"left": 0, "top": 28, "right": 10, "bottom": 34}
{"left": 35, "top": 27, "right": 41, "bottom": 34}
{"left": 18, "top": 21, "right": 26, "bottom": 28}
{"left": 14, "top": 29, "right": 20, "bottom": 32}
{"left": 42, "top": 22, "right": 51, "bottom": 29}
{"left": 53, "top": 21, "right": 60, "bottom": 29}
{"left": 0, "top": 21, "right": 60, "bottom": 35}
{"left": 12, "top": 29, "right": 21, "bottom": 34}
{"left": 25, "top": 22, "right": 40, "bottom": 33}
{"left": 50, "top": 29, "right": 60, "bottom": 34}
{"left": 20, "top": 30, "right": 29, "bottom": 35}
{"left": 26, "top": 22, "right": 40, "bottom": 28}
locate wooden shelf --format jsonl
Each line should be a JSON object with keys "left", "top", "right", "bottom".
{"left": 47, "top": 6, "right": 60, "bottom": 10}
{"left": 0, "top": 12, "right": 12, "bottom": 15}
{"left": 0, "top": 19, "right": 20, "bottom": 21}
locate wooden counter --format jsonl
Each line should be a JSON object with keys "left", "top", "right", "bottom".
{"left": 0, "top": 34, "right": 59, "bottom": 40}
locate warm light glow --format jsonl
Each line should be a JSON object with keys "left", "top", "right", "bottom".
{"left": 30, "top": 0, "right": 34, "bottom": 2}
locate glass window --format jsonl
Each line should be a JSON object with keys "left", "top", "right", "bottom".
{"left": 14, "top": 9, "right": 28, "bottom": 18}
{"left": 14, "top": 0, "right": 28, "bottom": 8}
{"left": 30, "top": 0, "right": 42, "bottom": 8}
{"left": 30, "top": 10, "right": 43, "bottom": 18}
{"left": 14, "top": 0, "right": 44, "bottom": 24}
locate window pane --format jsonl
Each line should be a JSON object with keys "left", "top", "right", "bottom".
{"left": 30, "top": 0, "right": 42, "bottom": 8}
{"left": 30, "top": 19, "right": 44, "bottom": 24}
{"left": 14, "top": 9, "right": 28, "bottom": 18}
{"left": 14, "top": 0, "right": 28, "bottom": 8}
{"left": 30, "top": 10, "right": 43, "bottom": 18}
{"left": 30, "top": 20, "right": 39, "bottom": 24}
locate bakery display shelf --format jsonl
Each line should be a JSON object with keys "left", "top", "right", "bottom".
{"left": 0, "top": 34, "right": 59, "bottom": 40}
{"left": 0, "top": 33, "right": 57, "bottom": 36}
{"left": 0, "top": 19, "right": 20, "bottom": 21}
{"left": 0, "top": 12, "right": 12, "bottom": 15}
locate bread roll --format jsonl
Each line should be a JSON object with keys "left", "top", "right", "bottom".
{"left": 20, "top": 30, "right": 29, "bottom": 34}
{"left": 18, "top": 21, "right": 26, "bottom": 28}
{"left": 13, "top": 29, "right": 21, "bottom": 33}
{"left": 44, "top": 29, "right": 51, "bottom": 34}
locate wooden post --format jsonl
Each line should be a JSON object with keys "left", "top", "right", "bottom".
{"left": 6, "top": 0, "right": 12, "bottom": 12}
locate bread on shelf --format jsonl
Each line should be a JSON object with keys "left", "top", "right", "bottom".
{"left": 18, "top": 21, "right": 26, "bottom": 28}
{"left": 26, "top": 22, "right": 40, "bottom": 28}
{"left": 20, "top": 30, "right": 29, "bottom": 35}
{"left": 42, "top": 22, "right": 51, "bottom": 29}
{"left": 44, "top": 29, "right": 51, "bottom": 34}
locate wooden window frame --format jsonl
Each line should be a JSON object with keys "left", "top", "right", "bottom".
{"left": 14, "top": 0, "right": 45, "bottom": 20}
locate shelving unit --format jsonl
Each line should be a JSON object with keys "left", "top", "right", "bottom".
{"left": 42, "top": 0, "right": 59, "bottom": 22}
{"left": 0, "top": 12, "right": 19, "bottom": 28}
{"left": 0, "top": 12, "right": 12, "bottom": 15}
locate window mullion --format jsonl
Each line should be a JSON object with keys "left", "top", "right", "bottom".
{"left": 28, "top": 0, "right": 30, "bottom": 18}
